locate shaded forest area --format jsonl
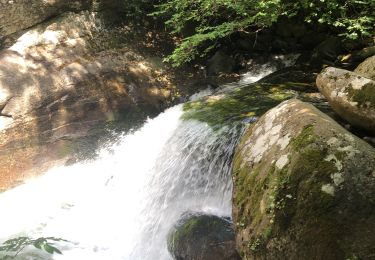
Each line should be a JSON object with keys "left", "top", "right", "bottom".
{"left": 123, "top": 0, "right": 375, "bottom": 67}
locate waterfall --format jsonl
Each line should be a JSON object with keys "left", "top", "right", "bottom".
{"left": 0, "top": 54, "right": 298, "bottom": 259}
{"left": 0, "top": 104, "right": 245, "bottom": 260}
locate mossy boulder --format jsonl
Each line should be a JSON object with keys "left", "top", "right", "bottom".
{"left": 167, "top": 214, "right": 240, "bottom": 260}
{"left": 232, "top": 99, "right": 375, "bottom": 260}
{"left": 354, "top": 55, "right": 375, "bottom": 80}
{"left": 316, "top": 67, "right": 375, "bottom": 134}
{"left": 182, "top": 81, "right": 317, "bottom": 129}
{"left": 259, "top": 64, "right": 318, "bottom": 85}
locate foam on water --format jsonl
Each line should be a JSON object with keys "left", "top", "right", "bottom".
{"left": 0, "top": 104, "right": 243, "bottom": 260}
{"left": 0, "top": 54, "right": 298, "bottom": 259}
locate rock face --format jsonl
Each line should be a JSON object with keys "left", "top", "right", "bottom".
{"left": 0, "top": 0, "right": 91, "bottom": 40}
{"left": 0, "top": 0, "right": 124, "bottom": 44}
{"left": 316, "top": 67, "right": 375, "bottom": 134}
{"left": 0, "top": 11, "right": 176, "bottom": 191}
{"left": 168, "top": 214, "right": 240, "bottom": 260}
{"left": 355, "top": 55, "right": 375, "bottom": 80}
{"left": 232, "top": 99, "right": 375, "bottom": 259}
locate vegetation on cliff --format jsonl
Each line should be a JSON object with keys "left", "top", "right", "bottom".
{"left": 146, "top": 0, "right": 375, "bottom": 66}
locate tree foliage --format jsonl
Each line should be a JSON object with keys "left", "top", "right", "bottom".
{"left": 150, "top": 0, "right": 375, "bottom": 66}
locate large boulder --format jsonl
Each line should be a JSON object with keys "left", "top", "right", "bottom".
{"left": 354, "top": 55, "right": 375, "bottom": 80}
{"left": 0, "top": 11, "right": 176, "bottom": 191}
{"left": 259, "top": 64, "right": 318, "bottom": 85}
{"left": 310, "top": 37, "right": 342, "bottom": 66}
{"left": 232, "top": 99, "right": 375, "bottom": 259}
{"left": 0, "top": 0, "right": 124, "bottom": 45}
{"left": 316, "top": 67, "right": 375, "bottom": 134}
{"left": 167, "top": 214, "right": 240, "bottom": 260}
{"left": 349, "top": 46, "right": 375, "bottom": 63}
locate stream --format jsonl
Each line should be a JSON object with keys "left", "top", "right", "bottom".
{"left": 0, "top": 54, "right": 297, "bottom": 260}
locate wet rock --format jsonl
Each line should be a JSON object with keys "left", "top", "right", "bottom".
{"left": 182, "top": 74, "right": 324, "bottom": 130}
{"left": 167, "top": 214, "right": 240, "bottom": 260}
{"left": 310, "top": 37, "right": 342, "bottom": 66}
{"left": 182, "top": 83, "right": 297, "bottom": 129}
{"left": 207, "top": 50, "right": 235, "bottom": 76}
{"left": 232, "top": 99, "right": 375, "bottom": 260}
{"left": 316, "top": 67, "right": 375, "bottom": 134}
{"left": 350, "top": 46, "right": 375, "bottom": 63}
{"left": 259, "top": 64, "right": 318, "bottom": 86}
{"left": 354, "top": 55, "right": 375, "bottom": 80}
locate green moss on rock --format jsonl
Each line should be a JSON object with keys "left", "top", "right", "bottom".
{"left": 168, "top": 214, "right": 240, "bottom": 260}
{"left": 347, "top": 82, "right": 375, "bottom": 108}
{"left": 232, "top": 99, "right": 375, "bottom": 259}
{"left": 182, "top": 83, "right": 303, "bottom": 129}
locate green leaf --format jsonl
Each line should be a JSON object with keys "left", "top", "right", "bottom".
{"left": 42, "top": 244, "right": 62, "bottom": 255}
{"left": 1, "top": 236, "right": 67, "bottom": 257}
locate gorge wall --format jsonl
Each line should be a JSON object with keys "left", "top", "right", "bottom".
{"left": 0, "top": 0, "right": 178, "bottom": 191}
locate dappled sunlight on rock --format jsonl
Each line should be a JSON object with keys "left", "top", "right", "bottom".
{"left": 233, "top": 99, "right": 375, "bottom": 259}
{"left": 0, "top": 0, "right": 94, "bottom": 41}
{"left": 0, "top": 10, "right": 179, "bottom": 190}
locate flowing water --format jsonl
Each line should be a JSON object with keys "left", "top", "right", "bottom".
{"left": 0, "top": 55, "right": 297, "bottom": 260}
{"left": 0, "top": 105, "right": 244, "bottom": 260}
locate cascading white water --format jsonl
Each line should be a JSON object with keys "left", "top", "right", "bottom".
{"left": 0, "top": 55, "right": 298, "bottom": 259}
{"left": 0, "top": 104, "right": 244, "bottom": 260}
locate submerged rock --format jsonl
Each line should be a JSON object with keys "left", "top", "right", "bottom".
{"left": 182, "top": 80, "right": 318, "bottom": 129}
{"left": 259, "top": 64, "right": 318, "bottom": 85}
{"left": 354, "top": 55, "right": 375, "bottom": 80}
{"left": 167, "top": 214, "right": 240, "bottom": 260}
{"left": 232, "top": 99, "right": 375, "bottom": 259}
{"left": 316, "top": 67, "right": 375, "bottom": 134}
